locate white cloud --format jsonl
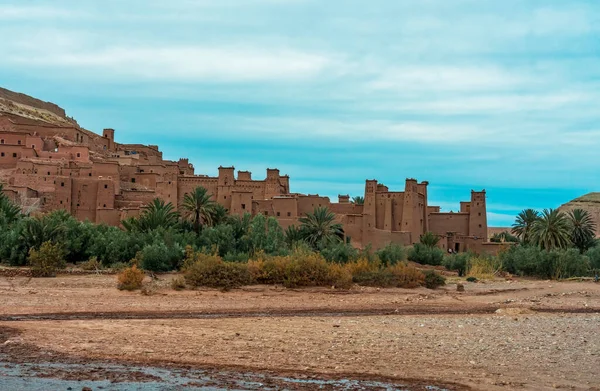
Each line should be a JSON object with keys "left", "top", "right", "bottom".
{"left": 4, "top": 42, "right": 333, "bottom": 82}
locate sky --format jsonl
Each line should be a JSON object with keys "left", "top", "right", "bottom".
{"left": 0, "top": 0, "right": 599, "bottom": 226}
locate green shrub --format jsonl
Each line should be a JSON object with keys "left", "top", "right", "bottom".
{"left": 585, "top": 245, "right": 600, "bottom": 271}
{"left": 408, "top": 243, "right": 444, "bottom": 266}
{"left": 423, "top": 270, "right": 446, "bottom": 289}
{"left": 320, "top": 242, "right": 358, "bottom": 264}
{"left": 223, "top": 251, "right": 250, "bottom": 263}
{"left": 466, "top": 276, "right": 478, "bottom": 283}
{"left": 140, "top": 242, "right": 184, "bottom": 272}
{"left": 28, "top": 241, "right": 66, "bottom": 277}
{"left": 375, "top": 243, "right": 406, "bottom": 266}
{"left": 443, "top": 253, "right": 471, "bottom": 276}
{"left": 501, "top": 246, "right": 590, "bottom": 279}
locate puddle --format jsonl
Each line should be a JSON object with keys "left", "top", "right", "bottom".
{"left": 0, "top": 359, "right": 451, "bottom": 390}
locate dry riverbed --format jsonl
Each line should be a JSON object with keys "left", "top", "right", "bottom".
{"left": 0, "top": 273, "right": 599, "bottom": 390}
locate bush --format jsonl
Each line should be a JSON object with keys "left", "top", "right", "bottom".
{"left": 171, "top": 276, "right": 186, "bottom": 290}
{"left": 320, "top": 242, "right": 358, "bottom": 264}
{"left": 443, "top": 253, "right": 471, "bottom": 276}
{"left": 117, "top": 265, "right": 145, "bottom": 291}
{"left": 375, "top": 243, "right": 406, "bottom": 266}
{"left": 423, "top": 270, "right": 446, "bottom": 289}
{"left": 140, "top": 242, "right": 184, "bottom": 272}
{"left": 184, "top": 253, "right": 253, "bottom": 291}
{"left": 468, "top": 256, "right": 502, "bottom": 279}
{"left": 351, "top": 262, "right": 424, "bottom": 288}
{"left": 28, "top": 241, "right": 66, "bottom": 277}
{"left": 282, "top": 251, "right": 331, "bottom": 288}
{"left": 408, "top": 243, "right": 444, "bottom": 266}
{"left": 585, "top": 245, "right": 600, "bottom": 271}
{"left": 500, "top": 246, "right": 590, "bottom": 279}
{"left": 80, "top": 257, "right": 102, "bottom": 271}
{"left": 110, "top": 262, "right": 129, "bottom": 272}
{"left": 466, "top": 276, "right": 478, "bottom": 283}
{"left": 327, "top": 263, "right": 354, "bottom": 289}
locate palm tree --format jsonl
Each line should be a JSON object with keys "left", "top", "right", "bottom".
{"left": 129, "top": 198, "right": 179, "bottom": 231}
{"left": 298, "top": 207, "right": 343, "bottom": 248}
{"left": 209, "top": 204, "right": 229, "bottom": 227}
{"left": 420, "top": 231, "right": 440, "bottom": 248}
{"left": 511, "top": 209, "right": 540, "bottom": 245}
{"left": 0, "top": 184, "right": 22, "bottom": 224}
{"left": 567, "top": 209, "right": 597, "bottom": 253}
{"left": 352, "top": 196, "right": 365, "bottom": 205}
{"left": 531, "top": 208, "right": 571, "bottom": 250}
{"left": 180, "top": 187, "right": 216, "bottom": 233}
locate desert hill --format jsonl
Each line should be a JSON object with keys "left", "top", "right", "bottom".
{"left": 558, "top": 193, "right": 600, "bottom": 237}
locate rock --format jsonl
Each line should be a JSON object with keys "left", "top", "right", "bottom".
{"left": 457, "top": 284, "right": 465, "bottom": 292}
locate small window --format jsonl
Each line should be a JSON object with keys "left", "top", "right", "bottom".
{"left": 264, "top": 211, "right": 268, "bottom": 216}
{"left": 241, "top": 204, "right": 246, "bottom": 210}
{"left": 77, "top": 203, "right": 80, "bottom": 207}
{"left": 104, "top": 184, "right": 108, "bottom": 189}
{"left": 61, "top": 182, "right": 65, "bottom": 187}
{"left": 478, "top": 212, "right": 481, "bottom": 216}
{"left": 103, "top": 204, "right": 107, "bottom": 208}
{"left": 277, "top": 212, "right": 281, "bottom": 217}
{"left": 89, "top": 173, "right": 92, "bottom": 177}
{"left": 131, "top": 178, "right": 136, "bottom": 183}
{"left": 0, "top": 139, "right": 3, "bottom": 144}
{"left": 224, "top": 196, "right": 227, "bottom": 200}
{"left": 168, "top": 181, "right": 171, "bottom": 185}
{"left": 76, "top": 153, "right": 81, "bottom": 158}
{"left": 0, "top": 152, "right": 4, "bottom": 157}
{"left": 48, "top": 172, "right": 50, "bottom": 175}
{"left": 17, "top": 140, "right": 21, "bottom": 145}
{"left": 60, "top": 200, "right": 63, "bottom": 204}
{"left": 12, "top": 153, "right": 17, "bottom": 158}
{"left": 31, "top": 145, "right": 35, "bottom": 148}
{"left": 479, "top": 224, "right": 482, "bottom": 228}
{"left": 287, "top": 212, "right": 291, "bottom": 217}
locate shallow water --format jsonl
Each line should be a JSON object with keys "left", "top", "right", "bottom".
{"left": 0, "top": 360, "right": 450, "bottom": 390}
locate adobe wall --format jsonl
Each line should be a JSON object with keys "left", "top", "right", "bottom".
{"left": 429, "top": 213, "right": 470, "bottom": 236}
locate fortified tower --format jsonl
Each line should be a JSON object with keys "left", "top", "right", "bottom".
{"left": 469, "top": 190, "right": 487, "bottom": 239}
{"left": 217, "top": 166, "right": 235, "bottom": 209}
{"left": 363, "top": 179, "right": 378, "bottom": 230}
{"left": 264, "top": 168, "right": 281, "bottom": 199}
{"left": 102, "top": 128, "right": 115, "bottom": 151}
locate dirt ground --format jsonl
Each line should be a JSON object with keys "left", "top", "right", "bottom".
{"left": 1, "top": 273, "right": 599, "bottom": 390}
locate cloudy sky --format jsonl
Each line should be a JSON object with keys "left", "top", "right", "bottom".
{"left": 1, "top": 0, "right": 599, "bottom": 225}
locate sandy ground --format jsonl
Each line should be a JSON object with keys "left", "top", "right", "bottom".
{"left": 1, "top": 274, "right": 599, "bottom": 390}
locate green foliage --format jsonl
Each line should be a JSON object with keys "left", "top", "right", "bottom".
{"left": 500, "top": 245, "right": 591, "bottom": 279}
{"left": 531, "top": 209, "right": 571, "bottom": 250}
{"left": 284, "top": 225, "right": 304, "bottom": 247}
{"left": 351, "top": 196, "right": 364, "bottom": 205}
{"left": 375, "top": 243, "right": 406, "bottom": 267}
{"left": 567, "top": 209, "right": 597, "bottom": 253}
{"left": 180, "top": 186, "right": 216, "bottom": 233}
{"left": 298, "top": 206, "right": 343, "bottom": 249}
{"left": 28, "top": 241, "right": 66, "bottom": 277}
{"left": 511, "top": 209, "right": 540, "bottom": 245}
{"left": 490, "top": 231, "right": 520, "bottom": 243}
{"left": 320, "top": 241, "right": 358, "bottom": 264}
{"left": 423, "top": 270, "right": 446, "bottom": 289}
{"left": 140, "top": 242, "right": 184, "bottom": 272}
{"left": 351, "top": 263, "right": 425, "bottom": 288}
{"left": 419, "top": 232, "right": 440, "bottom": 248}
{"left": 408, "top": 243, "right": 444, "bottom": 266}
{"left": 466, "top": 276, "right": 478, "bottom": 282}
{"left": 80, "top": 257, "right": 102, "bottom": 271}
{"left": 124, "top": 198, "right": 179, "bottom": 232}
{"left": 585, "top": 245, "right": 600, "bottom": 271}
{"left": 0, "top": 184, "right": 22, "bottom": 225}
{"left": 443, "top": 252, "right": 472, "bottom": 276}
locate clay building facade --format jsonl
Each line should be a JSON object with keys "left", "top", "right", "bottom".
{"left": 0, "top": 113, "right": 504, "bottom": 254}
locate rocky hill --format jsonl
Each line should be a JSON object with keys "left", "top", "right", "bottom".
{"left": 0, "top": 87, "right": 78, "bottom": 127}
{"left": 558, "top": 193, "right": 600, "bottom": 237}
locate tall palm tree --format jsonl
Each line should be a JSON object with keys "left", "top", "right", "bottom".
{"left": 567, "top": 209, "right": 597, "bottom": 253}
{"left": 531, "top": 208, "right": 571, "bottom": 250}
{"left": 511, "top": 209, "right": 540, "bottom": 245}
{"left": 180, "top": 187, "right": 216, "bottom": 234}
{"left": 352, "top": 196, "right": 365, "bottom": 205}
{"left": 298, "top": 206, "right": 343, "bottom": 249}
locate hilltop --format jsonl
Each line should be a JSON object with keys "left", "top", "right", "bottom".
{"left": 558, "top": 193, "right": 600, "bottom": 237}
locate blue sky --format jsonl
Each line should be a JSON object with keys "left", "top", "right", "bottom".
{"left": 1, "top": 0, "right": 599, "bottom": 226}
